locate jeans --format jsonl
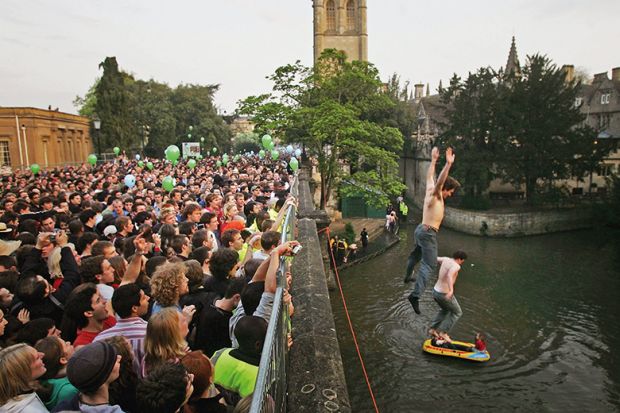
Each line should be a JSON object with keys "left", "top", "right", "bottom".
{"left": 406, "top": 224, "right": 438, "bottom": 298}
{"left": 430, "top": 289, "right": 463, "bottom": 332}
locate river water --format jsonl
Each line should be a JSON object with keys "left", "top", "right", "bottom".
{"left": 331, "top": 224, "right": 620, "bottom": 412}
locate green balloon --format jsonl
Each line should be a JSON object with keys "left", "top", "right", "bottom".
{"left": 212, "top": 147, "right": 217, "bottom": 154}
{"left": 259, "top": 150, "right": 265, "bottom": 157}
{"left": 234, "top": 155, "right": 240, "bottom": 162}
{"left": 216, "top": 160, "right": 222, "bottom": 167}
{"left": 146, "top": 161, "right": 154, "bottom": 170}
{"left": 87, "top": 154, "right": 97, "bottom": 166}
{"left": 189, "top": 125, "right": 193, "bottom": 131}
{"left": 289, "top": 157, "right": 299, "bottom": 171}
{"left": 196, "top": 154, "right": 203, "bottom": 160}
{"left": 30, "top": 163, "right": 40, "bottom": 174}
{"left": 113, "top": 147, "right": 120, "bottom": 155}
{"left": 271, "top": 150, "right": 279, "bottom": 160}
{"left": 137, "top": 160, "right": 144, "bottom": 168}
{"left": 187, "top": 133, "right": 192, "bottom": 138}
{"left": 162, "top": 176, "right": 175, "bottom": 192}
{"left": 165, "top": 145, "right": 180, "bottom": 161}
{"left": 261, "top": 134, "right": 272, "bottom": 148}
{"left": 187, "top": 159, "right": 197, "bottom": 169}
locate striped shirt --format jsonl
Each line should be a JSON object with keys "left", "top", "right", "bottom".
{"left": 94, "top": 317, "right": 148, "bottom": 375}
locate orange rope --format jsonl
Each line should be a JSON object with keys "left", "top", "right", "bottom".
{"left": 324, "top": 227, "right": 380, "bottom": 413}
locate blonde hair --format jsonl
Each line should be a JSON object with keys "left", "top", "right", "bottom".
{"left": 223, "top": 202, "right": 237, "bottom": 220}
{"left": 150, "top": 262, "right": 186, "bottom": 307}
{"left": 144, "top": 308, "right": 187, "bottom": 374}
{"left": 0, "top": 344, "right": 38, "bottom": 404}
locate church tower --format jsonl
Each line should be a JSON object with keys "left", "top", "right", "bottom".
{"left": 313, "top": 0, "right": 368, "bottom": 62}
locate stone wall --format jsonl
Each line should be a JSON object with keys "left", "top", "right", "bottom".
{"left": 442, "top": 206, "right": 594, "bottom": 237}
{"left": 287, "top": 170, "right": 351, "bottom": 412}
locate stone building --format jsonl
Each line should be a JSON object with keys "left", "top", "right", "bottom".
{"left": 0, "top": 107, "right": 93, "bottom": 170}
{"left": 562, "top": 66, "right": 620, "bottom": 193}
{"left": 313, "top": 0, "right": 368, "bottom": 62}
{"left": 404, "top": 38, "right": 620, "bottom": 202}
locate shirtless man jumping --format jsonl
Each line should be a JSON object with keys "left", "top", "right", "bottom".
{"left": 429, "top": 251, "right": 467, "bottom": 334}
{"left": 405, "top": 147, "right": 459, "bottom": 314}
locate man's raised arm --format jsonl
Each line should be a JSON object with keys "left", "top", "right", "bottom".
{"left": 426, "top": 147, "right": 440, "bottom": 192}
{"left": 433, "top": 147, "right": 455, "bottom": 198}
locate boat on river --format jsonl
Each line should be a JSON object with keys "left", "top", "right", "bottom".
{"left": 422, "top": 339, "right": 490, "bottom": 362}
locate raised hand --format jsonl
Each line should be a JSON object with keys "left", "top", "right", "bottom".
{"left": 446, "top": 147, "right": 455, "bottom": 164}
{"left": 431, "top": 147, "right": 440, "bottom": 161}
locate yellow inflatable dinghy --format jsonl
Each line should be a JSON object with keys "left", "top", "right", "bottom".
{"left": 422, "top": 339, "right": 490, "bottom": 362}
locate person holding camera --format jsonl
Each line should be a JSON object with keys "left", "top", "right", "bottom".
{"left": 13, "top": 231, "right": 81, "bottom": 326}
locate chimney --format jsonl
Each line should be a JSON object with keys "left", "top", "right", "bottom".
{"left": 593, "top": 72, "right": 609, "bottom": 83}
{"left": 612, "top": 67, "right": 620, "bottom": 82}
{"left": 561, "top": 65, "right": 575, "bottom": 83}
{"left": 414, "top": 83, "right": 424, "bottom": 102}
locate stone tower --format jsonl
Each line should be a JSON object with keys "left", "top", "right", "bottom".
{"left": 313, "top": 0, "right": 368, "bottom": 62}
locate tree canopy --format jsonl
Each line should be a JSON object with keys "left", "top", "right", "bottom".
{"left": 438, "top": 54, "right": 611, "bottom": 205}
{"left": 76, "top": 57, "right": 231, "bottom": 156}
{"left": 238, "top": 49, "right": 405, "bottom": 208}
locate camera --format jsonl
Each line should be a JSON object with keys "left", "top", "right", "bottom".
{"left": 49, "top": 234, "right": 57, "bottom": 244}
{"left": 291, "top": 244, "right": 303, "bottom": 255}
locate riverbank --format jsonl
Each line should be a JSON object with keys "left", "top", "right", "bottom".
{"left": 410, "top": 198, "right": 595, "bottom": 237}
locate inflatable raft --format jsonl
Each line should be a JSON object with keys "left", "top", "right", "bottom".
{"left": 422, "top": 339, "right": 490, "bottom": 362}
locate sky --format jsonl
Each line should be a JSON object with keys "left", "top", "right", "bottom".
{"left": 1, "top": 0, "right": 619, "bottom": 115}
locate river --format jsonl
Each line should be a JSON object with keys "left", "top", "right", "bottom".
{"left": 331, "top": 224, "right": 620, "bottom": 412}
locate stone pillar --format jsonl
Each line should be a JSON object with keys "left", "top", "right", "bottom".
{"left": 358, "top": 0, "right": 368, "bottom": 61}
{"left": 313, "top": 0, "right": 325, "bottom": 63}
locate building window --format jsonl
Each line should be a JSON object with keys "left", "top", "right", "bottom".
{"left": 600, "top": 93, "right": 610, "bottom": 104}
{"left": 0, "top": 141, "right": 10, "bottom": 166}
{"left": 596, "top": 164, "right": 613, "bottom": 177}
{"left": 346, "top": 0, "right": 356, "bottom": 31}
{"left": 326, "top": 0, "right": 336, "bottom": 31}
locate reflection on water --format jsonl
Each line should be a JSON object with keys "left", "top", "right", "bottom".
{"left": 330, "top": 225, "right": 620, "bottom": 412}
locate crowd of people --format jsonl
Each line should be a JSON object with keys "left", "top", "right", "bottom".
{"left": 0, "top": 154, "right": 299, "bottom": 413}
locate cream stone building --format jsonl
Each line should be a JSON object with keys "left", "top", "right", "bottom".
{"left": 0, "top": 107, "right": 93, "bottom": 170}
{"left": 313, "top": 0, "right": 368, "bottom": 62}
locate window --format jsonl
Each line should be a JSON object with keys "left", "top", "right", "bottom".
{"left": 346, "top": 0, "right": 356, "bottom": 31}
{"left": 600, "top": 93, "right": 610, "bottom": 104}
{"left": 0, "top": 141, "right": 10, "bottom": 166}
{"left": 326, "top": 0, "right": 336, "bottom": 31}
{"left": 596, "top": 164, "right": 613, "bottom": 177}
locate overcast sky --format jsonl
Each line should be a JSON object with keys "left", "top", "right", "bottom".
{"left": 1, "top": 0, "right": 618, "bottom": 115}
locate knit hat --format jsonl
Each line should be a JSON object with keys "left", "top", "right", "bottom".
{"left": 67, "top": 341, "right": 118, "bottom": 394}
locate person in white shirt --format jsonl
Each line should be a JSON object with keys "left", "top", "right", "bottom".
{"left": 428, "top": 250, "right": 468, "bottom": 335}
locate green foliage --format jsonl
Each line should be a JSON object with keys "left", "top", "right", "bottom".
{"left": 77, "top": 57, "right": 231, "bottom": 155}
{"left": 233, "top": 132, "right": 261, "bottom": 154}
{"left": 238, "top": 49, "right": 405, "bottom": 208}
{"left": 438, "top": 54, "right": 612, "bottom": 205}
{"left": 95, "top": 57, "right": 135, "bottom": 150}
{"left": 73, "top": 78, "right": 99, "bottom": 117}
{"left": 459, "top": 194, "right": 491, "bottom": 211}
{"left": 344, "top": 222, "right": 356, "bottom": 244}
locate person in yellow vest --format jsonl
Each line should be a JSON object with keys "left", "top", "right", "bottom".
{"left": 211, "top": 315, "right": 267, "bottom": 406}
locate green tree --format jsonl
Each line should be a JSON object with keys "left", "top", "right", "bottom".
{"left": 95, "top": 57, "right": 135, "bottom": 150}
{"left": 499, "top": 55, "right": 600, "bottom": 203}
{"left": 171, "top": 84, "right": 232, "bottom": 153}
{"left": 238, "top": 49, "right": 405, "bottom": 209}
{"left": 73, "top": 78, "right": 99, "bottom": 117}
{"left": 437, "top": 68, "right": 503, "bottom": 198}
{"left": 233, "top": 132, "right": 261, "bottom": 154}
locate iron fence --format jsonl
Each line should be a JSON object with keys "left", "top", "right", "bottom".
{"left": 249, "top": 174, "right": 298, "bottom": 413}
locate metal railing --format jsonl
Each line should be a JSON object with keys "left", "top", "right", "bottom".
{"left": 250, "top": 174, "right": 299, "bottom": 413}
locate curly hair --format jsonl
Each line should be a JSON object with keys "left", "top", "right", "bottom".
{"left": 150, "top": 262, "right": 186, "bottom": 307}
{"left": 137, "top": 362, "right": 190, "bottom": 413}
